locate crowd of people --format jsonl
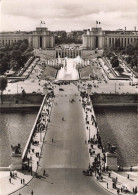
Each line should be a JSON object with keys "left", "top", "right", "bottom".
{"left": 22, "top": 91, "right": 54, "bottom": 175}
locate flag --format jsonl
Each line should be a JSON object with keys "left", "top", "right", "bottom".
{"left": 41, "top": 21, "right": 45, "bottom": 24}
{"left": 96, "top": 21, "right": 101, "bottom": 24}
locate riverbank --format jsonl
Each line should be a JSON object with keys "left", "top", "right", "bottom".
{"left": 0, "top": 103, "right": 41, "bottom": 111}
{"left": 0, "top": 93, "right": 44, "bottom": 111}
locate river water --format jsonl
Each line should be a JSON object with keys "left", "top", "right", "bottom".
{"left": 0, "top": 106, "right": 137, "bottom": 168}
{"left": 94, "top": 106, "right": 138, "bottom": 167}
{"left": 0, "top": 109, "right": 38, "bottom": 167}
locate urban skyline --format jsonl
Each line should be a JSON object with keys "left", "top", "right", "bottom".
{"left": 0, "top": 0, "right": 138, "bottom": 32}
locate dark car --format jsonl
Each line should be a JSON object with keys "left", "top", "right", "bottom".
{"left": 48, "top": 88, "right": 53, "bottom": 90}
{"left": 59, "top": 88, "right": 64, "bottom": 91}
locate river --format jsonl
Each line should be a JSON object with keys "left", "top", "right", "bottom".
{"left": 0, "top": 109, "right": 38, "bottom": 167}
{"left": 94, "top": 106, "right": 138, "bottom": 167}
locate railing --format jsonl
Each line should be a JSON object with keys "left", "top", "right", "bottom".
{"left": 22, "top": 95, "right": 47, "bottom": 160}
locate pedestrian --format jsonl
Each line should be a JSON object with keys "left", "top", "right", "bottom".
{"left": 117, "top": 188, "right": 120, "bottom": 194}
{"left": 133, "top": 188, "right": 135, "bottom": 194}
{"left": 112, "top": 182, "right": 114, "bottom": 189}
{"left": 107, "top": 183, "right": 108, "bottom": 188}
{"left": 37, "top": 161, "right": 39, "bottom": 166}
{"left": 52, "top": 138, "right": 53, "bottom": 142}
{"left": 9, "top": 178, "right": 11, "bottom": 183}
{"left": 23, "top": 179, "right": 25, "bottom": 185}
{"left": 31, "top": 190, "right": 33, "bottom": 195}
{"left": 127, "top": 174, "right": 129, "bottom": 179}
{"left": 85, "top": 140, "right": 86, "bottom": 144}
{"left": 135, "top": 186, "right": 137, "bottom": 194}
{"left": 43, "top": 169, "right": 46, "bottom": 176}
{"left": 10, "top": 171, "right": 12, "bottom": 178}
{"left": 21, "top": 179, "right": 22, "bottom": 184}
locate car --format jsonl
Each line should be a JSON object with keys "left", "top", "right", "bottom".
{"left": 59, "top": 88, "right": 64, "bottom": 91}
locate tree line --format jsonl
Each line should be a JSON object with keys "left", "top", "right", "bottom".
{"left": 0, "top": 39, "right": 33, "bottom": 74}
{"left": 103, "top": 42, "right": 138, "bottom": 73}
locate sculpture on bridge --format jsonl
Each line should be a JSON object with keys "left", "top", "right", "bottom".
{"left": 11, "top": 144, "right": 21, "bottom": 154}
{"left": 108, "top": 142, "right": 117, "bottom": 153}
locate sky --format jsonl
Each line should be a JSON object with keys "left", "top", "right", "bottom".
{"left": 0, "top": 0, "right": 138, "bottom": 32}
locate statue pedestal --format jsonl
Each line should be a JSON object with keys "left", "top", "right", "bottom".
{"left": 10, "top": 153, "right": 22, "bottom": 171}
{"left": 43, "top": 87, "right": 48, "bottom": 95}
{"left": 105, "top": 152, "right": 118, "bottom": 171}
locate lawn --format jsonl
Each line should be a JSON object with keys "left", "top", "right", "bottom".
{"left": 41, "top": 66, "right": 58, "bottom": 80}
{"left": 79, "top": 66, "right": 94, "bottom": 80}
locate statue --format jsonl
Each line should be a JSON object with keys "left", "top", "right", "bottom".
{"left": 108, "top": 142, "right": 117, "bottom": 153}
{"left": 11, "top": 144, "right": 21, "bottom": 154}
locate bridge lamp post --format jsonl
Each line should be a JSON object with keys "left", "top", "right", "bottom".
{"left": 115, "top": 83, "right": 117, "bottom": 94}
{"left": 89, "top": 127, "right": 90, "bottom": 141}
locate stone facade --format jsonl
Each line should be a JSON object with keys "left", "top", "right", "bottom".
{"left": 1, "top": 26, "right": 138, "bottom": 51}
{"left": 31, "top": 27, "right": 55, "bottom": 49}
{"left": 56, "top": 48, "right": 82, "bottom": 58}
{"left": 83, "top": 27, "right": 138, "bottom": 49}
{"left": 0, "top": 27, "right": 55, "bottom": 49}
{"left": 0, "top": 33, "right": 30, "bottom": 47}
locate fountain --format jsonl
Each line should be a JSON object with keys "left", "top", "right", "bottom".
{"left": 56, "top": 57, "right": 79, "bottom": 80}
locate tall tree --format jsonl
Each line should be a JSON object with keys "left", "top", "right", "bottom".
{"left": 111, "top": 56, "right": 119, "bottom": 68}
{"left": 0, "top": 76, "right": 7, "bottom": 104}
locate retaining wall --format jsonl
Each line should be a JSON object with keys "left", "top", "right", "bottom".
{"left": 0, "top": 93, "right": 44, "bottom": 105}
{"left": 91, "top": 93, "right": 138, "bottom": 106}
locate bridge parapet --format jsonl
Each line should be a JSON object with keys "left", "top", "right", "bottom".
{"left": 22, "top": 95, "right": 47, "bottom": 161}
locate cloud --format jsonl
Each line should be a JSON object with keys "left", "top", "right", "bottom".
{"left": 0, "top": 0, "right": 137, "bottom": 31}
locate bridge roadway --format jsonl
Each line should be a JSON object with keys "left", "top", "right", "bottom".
{"left": 13, "top": 84, "right": 110, "bottom": 195}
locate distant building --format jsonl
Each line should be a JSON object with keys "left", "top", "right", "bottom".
{"left": 0, "top": 26, "right": 138, "bottom": 59}
{"left": 0, "top": 27, "right": 55, "bottom": 49}
{"left": 83, "top": 27, "right": 138, "bottom": 50}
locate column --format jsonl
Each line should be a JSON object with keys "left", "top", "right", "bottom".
{"left": 43, "top": 36, "right": 46, "bottom": 49}
{"left": 107, "top": 38, "right": 109, "bottom": 48}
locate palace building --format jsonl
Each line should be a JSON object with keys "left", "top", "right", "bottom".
{"left": 0, "top": 27, "right": 55, "bottom": 49}
{"left": 82, "top": 27, "right": 138, "bottom": 50}
{"left": 0, "top": 26, "right": 138, "bottom": 58}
